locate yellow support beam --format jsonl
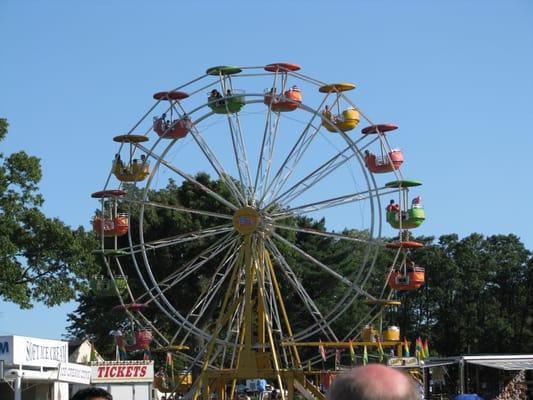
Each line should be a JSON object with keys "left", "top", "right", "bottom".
{"left": 280, "top": 341, "right": 403, "bottom": 348}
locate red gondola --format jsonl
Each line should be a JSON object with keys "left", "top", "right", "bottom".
{"left": 93, "top": 214, "right": 128, "bottom": 237}
{"left": 365, "top": 149, "right": 404, "bottom": 173}
{"left": 153, "top": 116, "right": 192, "bottom": 139}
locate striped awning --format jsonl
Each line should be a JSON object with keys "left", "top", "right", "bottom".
{"left": 465, "top": 356, "right": 533, "bottom": 370}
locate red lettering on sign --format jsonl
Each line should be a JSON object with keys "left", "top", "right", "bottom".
{"left": 98, "top": 366, "right": 106, "bottom": 378}
{"left": 109, "top": 366, "right": 117, "bottom": 377}
{"left": 140, "top": 366, "right": 147, "bottom": 377}
{"left": 134, "top": 365, "right": 141, "bottom": 376}
{"left": 126, "top": 366, "right": 133, "bottom": 377}
{"left": 117, "top": 366, "right": 126, "bottom": 377}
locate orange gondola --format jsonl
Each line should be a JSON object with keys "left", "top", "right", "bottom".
{"left": 264, "top": 86, "right": 302, "bottom": 112}
{"left": 387, "top": 266, "right": 425, "bottom": 291}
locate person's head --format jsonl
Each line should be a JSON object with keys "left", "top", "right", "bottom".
{"left": 389, "top": 199, "right": 395, "bottom": 204}
{"left": 71, "top": 387, "right": 113, "bottom": 400}
{"left": 326, "top": 364, "right": 418, "bottom": 400}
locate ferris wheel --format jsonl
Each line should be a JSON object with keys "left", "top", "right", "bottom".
{"left": 91, "top": 63, "right": 425, "bottom": 399}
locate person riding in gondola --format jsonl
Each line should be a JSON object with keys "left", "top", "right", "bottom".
{"left": 386, "top": 199, "right": 400, "bottom": 212}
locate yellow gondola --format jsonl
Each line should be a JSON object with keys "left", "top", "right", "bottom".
{"left": 112, "top": 159, "right": 149, "bottom": 182}
{"left": 322, "top": 107, "right": 360, "bottom": 132}
{"left": 319, "top": 83, "right": 360, "bottom": 132}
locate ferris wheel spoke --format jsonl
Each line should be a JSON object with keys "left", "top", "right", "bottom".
{"left": 258, "top": 96, "right": 329, "bottom": 206}
{"left": 131, "top": 224, "right": 233, "bottom": 255}
{"left": 172, "top": 241, "right": 242, "bottom": 344}
{"left": 124, "top": 198, "right": 233, "bottom": 221}
{"left": 270, "top": 222, "right": 371, "bottom": 244}
{"left": 188, "top": 125, "right": 247, "bottom": 206}
{"left": 137, "top": 233, "right": 238, "bottom": 304}
{"left": 226, "top": 114, "right": 254, "bottom": 200}
{"left": 271, "top": 231, "right": 373, "bottom": 300}
{"left": 253, "top": 107, "right": 281, "bottom": 199}
{"left": 270, "top": 187, "right": 398, "bottom": 219}
{"left": 138, "top": 144, "right": 239, "bottom": 211}
{"left": 265, "top": 144, "right": 356, "bottom": 210}
{"left": 265, "top": 239, "right": 338, "bottom": 341}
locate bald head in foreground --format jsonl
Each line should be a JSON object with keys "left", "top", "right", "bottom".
{"left": 326, "top": 364, "right": 419, "bottom": 400}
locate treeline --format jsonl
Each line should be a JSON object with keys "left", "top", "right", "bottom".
{"left": 398, "top": 233, "right": 533, "bottom": 355}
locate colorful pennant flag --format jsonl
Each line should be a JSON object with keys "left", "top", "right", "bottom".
{"left": 423, "top": 339, "right": 430, "bottom": 358}
{"left": 363, "top": 345, "right": 368, "bottom": 365}
{"left": 349, "top": 340, "right": 356, "bottom": 363}
{"left": 415, "top": 337, "right": 423, "bottom": 360}
{"left": 319, "top": 339, "right": 327, "bottom": 362}
{"left": 403, "top": 337, "right": 410, "bottom": 357}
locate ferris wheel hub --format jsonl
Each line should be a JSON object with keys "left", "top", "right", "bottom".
{"left": 232, "top": 207, "right": 261, "bottom": 235}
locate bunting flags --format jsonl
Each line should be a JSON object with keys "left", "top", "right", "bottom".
{"left": 423, "top": 339, "right": 430, "bottom": 358}
{"left": 319, "top": 339, "right": 327, "bottom": 362}
{"left": 349, "top": 340, "right": 356, "bottom": 363}
{"left": 363, "top": 345, "right": 368, "bottom": 365}
{"left": 403, "top": 337, "right": 410, "bottom": 357}
{"left": 377, "top": 340, "right": 384, "bottom": 362}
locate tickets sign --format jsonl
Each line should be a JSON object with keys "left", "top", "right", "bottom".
{"left": 91, "top": 362, "right": 154, "bottom": 383}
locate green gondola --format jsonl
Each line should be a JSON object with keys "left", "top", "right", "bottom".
{"left": 208, "top": 92, "right": 246, "bottom": 114}
{"left": 386, "top": 207, "right": 426, "bottom": 229}
{"left": 90, "top": 276, "right": 128, "bottom": 297}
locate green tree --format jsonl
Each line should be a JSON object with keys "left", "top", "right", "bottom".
{"left": 399, "top": 233, "right": 533, "bottom": 355}
{"left": 0, "top": 118, "right": 98, "bottom": 308}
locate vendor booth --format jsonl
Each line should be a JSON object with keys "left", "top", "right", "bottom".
{"left": 70, "top": 360, "right": 154, "bottom": 400}
{"left": 0, "top": 335, "right": 91, "bottom": 400}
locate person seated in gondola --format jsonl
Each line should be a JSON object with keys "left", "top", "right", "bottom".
{"left": 406, "top": 261, "right": 417, "bottom": 272}
{"left": 226, "top": 89, "right": 232, "bottom": 97}
{"left": 386, "top": 199, "right": 400, "bottom": 212}
{"left": 131, "top": 158, "right": 139, "bottom": 173}
{"left": 412, "top": 195, "right": 422, "bottom": 208}
{"left": 140, "top": 154, "right": 149, "bottom": 173}
{"left": 114, "top": 153, "right": 124, "bottom": 171}
{"left": 210, "top": 89, "right": 223, "bottom": 107}
{"left": 160, "top": 113, "right": 170, "bottom": 130}
{"left": 323, "top": 105, "right": 333, "bottom": 121}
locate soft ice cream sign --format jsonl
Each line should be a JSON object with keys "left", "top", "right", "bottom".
{"left": 0, "top": 336, "right": 68, "bottom": 367}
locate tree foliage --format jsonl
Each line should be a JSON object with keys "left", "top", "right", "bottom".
{"left": 397, "top": 233, "right": 533, "bottom": 355}
{"left": 0, "top": 118, "right": 98, "bottom": 308}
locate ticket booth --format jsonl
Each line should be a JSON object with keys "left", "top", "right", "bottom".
{"left": 71, "top": 361, "right": 154, "bottom": 400}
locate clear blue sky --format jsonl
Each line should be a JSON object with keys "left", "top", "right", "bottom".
{"left": 1, "top": 0, "right": 532, "bottom": 339}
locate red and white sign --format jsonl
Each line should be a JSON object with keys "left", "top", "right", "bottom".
{"left": 91, "top": 361, "right": 154, "bottom": 383}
